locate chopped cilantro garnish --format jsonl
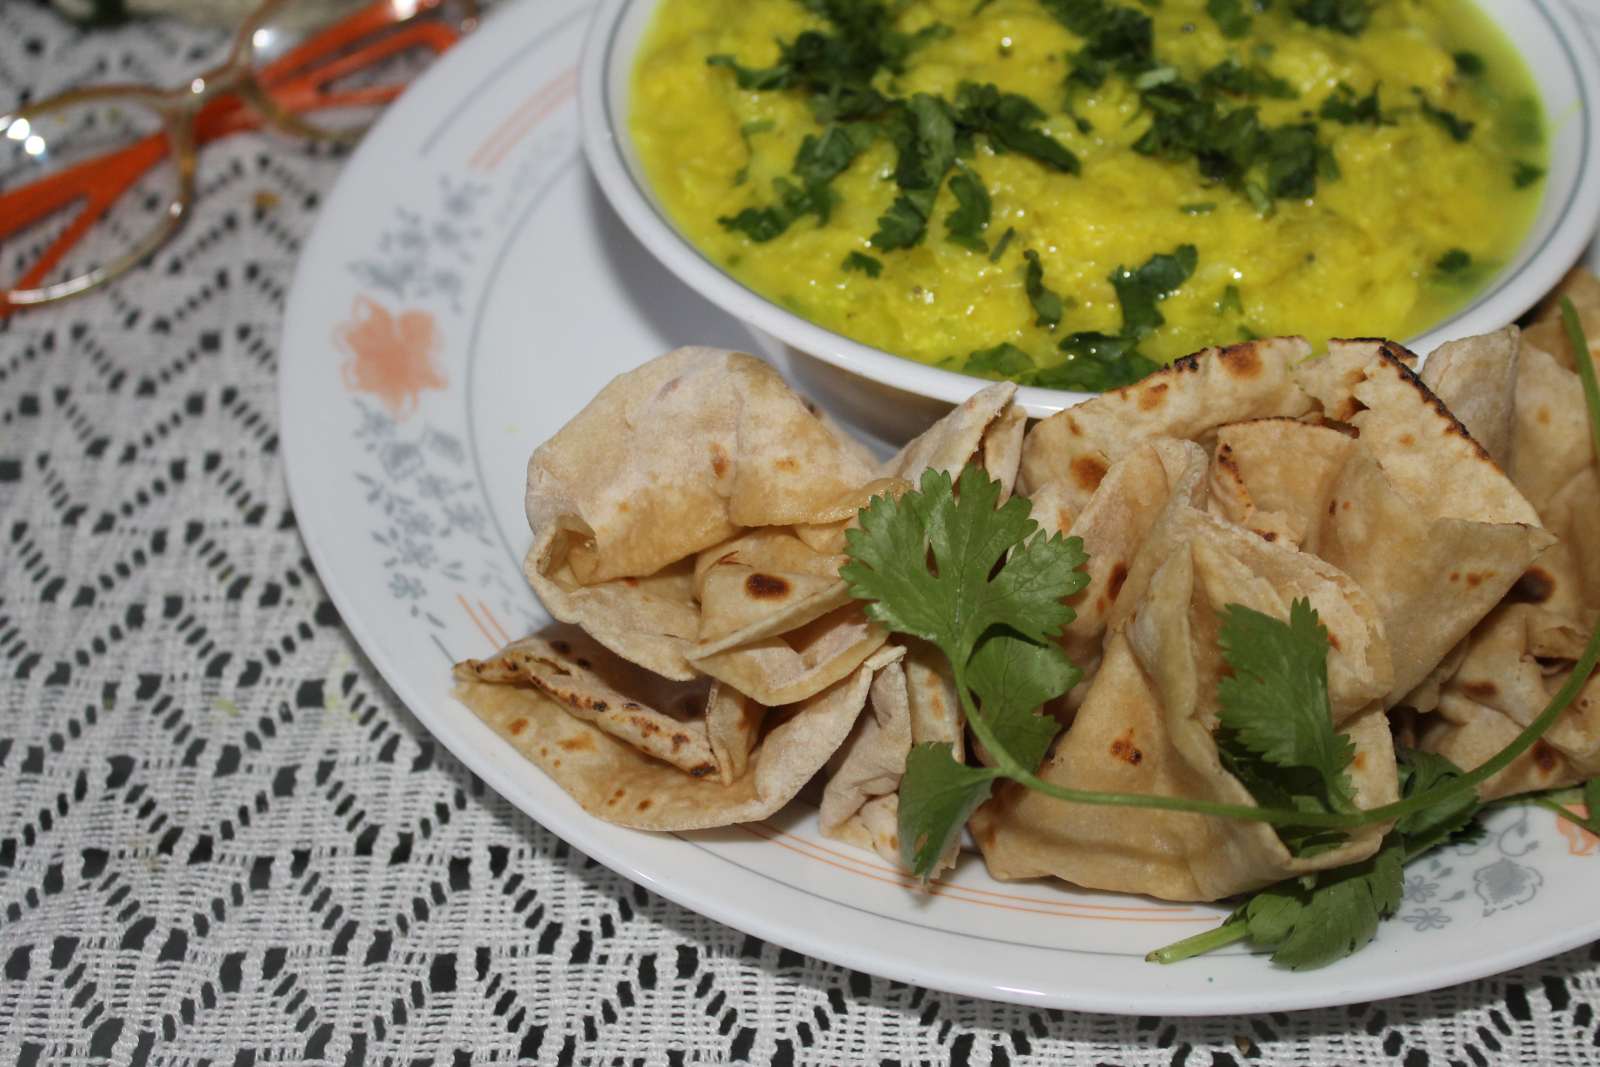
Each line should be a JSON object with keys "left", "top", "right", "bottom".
{"left": 1414, "top": 89, "right": 1474, "bottom": 142}
{"left": 1318, "top": 82, "right": 1385, "bottom": 125}
{"left": 944, "top": 171, "right": 993, "bottom": 251}
{"left": 1435, "top": 248, "right": 1472, "bottom": 274}
{"left": 1023, "top": 250, "right": 1066, "bottom": 329}
{"left": 1453, "top": 50, "right": 1485, "bottom": 78}
{"left": 1134, "top": 78, "right": 1332, "bottom": 207}
{"left": 842, "top": 250, "right": 883, "bottom": 277}
{"left": 872, "top": 95, "right": 957, "bottom": 250}
{"left": 1110, "top": 243, "right": 1197, "bottom": 338}
{"left": 1216, "top": 283, "right": 1243, "bottom": 315}
{"left": 793, "top": 124, "right": 873, "bottom": 190}
{"left": 1266, "top": 123, "right": 1329, "bottom": 199}
{"left": 1031, "top": 243, "right": 1195, "bottom": 390}
{"left": 872, "top": 194, "right": 934, "bottom": 250}
{"left": 1201, "top": 58, "right": 1296, "bottom": 99}
{"left": 988, "top": 226, "right": 1017, "bottom": 262}
{"left": 1039, "top": 334, "right": 1159, "bottom": 390}
{"left": 1207, "top": 0, "right": 1255, "bottom": 38}
{"left": 1513, "top": 161, "right": 1546, "bottom": 189}
{"left": 953, "top": 82, "right": 1081, "bottom": 173}
{"left": 706, "top": 53, "right": 793, "bottom": 91}
{"left": 964, "top": 342, "right": 1036, "bottom": 377}
{"left": 1289, "top": 0, "right": 1370, "bottom": 35}
{"left": 733, "top": 119, "right": 775, "bottom": 185}
{"left": 1041, "top": 0, "right": 1156, "bottom": 89}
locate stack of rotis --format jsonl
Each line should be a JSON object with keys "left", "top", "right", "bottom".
{"left": 455, "top": 271, "right": 1600, "bottom": 903}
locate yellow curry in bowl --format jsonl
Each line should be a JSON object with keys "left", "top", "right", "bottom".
{"left": 630, "top": 0, "right": 1546, "bottom": 390}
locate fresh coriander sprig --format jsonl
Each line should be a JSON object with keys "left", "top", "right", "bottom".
{"left": 845, "top": 298, "right": 1600, "bottom": 930}
{"left": 843, "top": 470, "right": 1367, "bottom": 880}
{"left": 1149, "top": 297, "right": 1600, "bottom": 968}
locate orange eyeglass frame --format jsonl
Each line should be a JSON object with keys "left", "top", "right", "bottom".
{"left": 0, "top": 0, "right": 477, "bottom": 316}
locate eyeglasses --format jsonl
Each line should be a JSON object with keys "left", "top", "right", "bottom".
{"left": 0, "top": 0, "right": 477, "bottom": 317}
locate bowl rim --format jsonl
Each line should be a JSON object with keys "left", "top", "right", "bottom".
{"left": 580, "top": 0, "right": 1600, "bottom": 418}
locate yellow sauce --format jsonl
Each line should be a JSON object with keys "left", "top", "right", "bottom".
{"left": 631, "top": 0, "right": 1546, "bottom": 378}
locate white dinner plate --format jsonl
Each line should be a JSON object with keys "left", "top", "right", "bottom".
{"left": 279, "top": 0, "right": 1600, "bottom": 1015}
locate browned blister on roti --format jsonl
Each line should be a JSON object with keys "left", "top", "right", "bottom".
{"left": 455, "top": 634, "right": 719, "bottom": 777}
{"left": 1417, "top": 300, "right": 1600, "bottom": 794}
{"left": 455, "top": 643, "right": 905, "bottom": 830}
{"left": 1019, "top": 337, "right": 1314, "bottom": 511}
{"left": 1206, "top": 418, "right": 1356, "bottom": 553}
{"left": 1285, "top": 339, "right": 1553, "bottom": 703}
{"left": 524, "top": 348, "right": 877, "bottom": 678}
{"left": 1419, "top": 326, "right": 1519, "bottom": 470}
{"left": 1031, "top": 438, "right": 1208, "bottom": 704}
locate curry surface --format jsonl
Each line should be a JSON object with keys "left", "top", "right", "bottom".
{"left": 631, "top": 0, "right": 1545, "bottom": 375}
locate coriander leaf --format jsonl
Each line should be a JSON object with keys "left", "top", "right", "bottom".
{"left": 1152, "top": 835, "right": 1404, "bottom": 968}
{"left": 1584, "top": 779, "right": 1600, "bottom": 831}
{"left": 845, "top": 466, "right": 1088, "bottom": 881}
{"left": 841, "top": 466, "right": 1083, "bottom": 660}
{"left": 1109, "top": 243, "right": 1197, "bottom": 339}
{"left": 718, "top": 206, "right": 790, "bottom": 242}
{"left": 1319, "top": 82, "right": 1384, "bottom": 125}
{"left": 1260, "top": 122, "right": 1320, "bottom": 199}
{"left": 892, "top": 94, "right": 959, "bottom": 193}
{"left": 967, "top": 629, "right": 1079, "bottom": 770}
{"left": 1290, "top": 0, "right": 1371, "bottom": 35}
{"left": 872, "top": 193, "right": 932, "bottom": 250}
{"left": 732, "top": 119, "right": 775, "bottom": 185}
{"left": 897, "top": 743, "right": 999, "bottom": 875}
{"left": 707, "top": 53, "right": 793, "bottom": 90}
{"left": 793, "top": 124, "right": 870, "bottom": 188}
{"left": 945, "top": 170, "right": 992, "bottom": 251}
{"left": 1244, "top": 838, "right": 1402, "bottom": 968}
{"left": 1023, "top": 250, "right": 1066, "bottom": 329}
{"left": 1207, "top": 0, "right": 1254, "bottom": 38}
{"left": 1040, "top": 333, "right": 1159, "bottom": 391}
{"left": 1415, "top": 89, "right": 1474, "bottom": 142}
{"left": 873, "top": 95, "right": 960, "bottom": 250}
{"left": 1042, "top": 0, "right": 1155, "bottom": 89}
{"left": 1395, "top": 749, "right": 1480, "bottom": 854}
{"left": 1201, "top": 59, "right": 1296, "bottom": 99}
{"left": 1217, "top": 283, "right": 1243, "bottom": 316}
{"left": 842, "top": 251, "right": 883, "bottom": 277}
{"left": 1215, "top": 600, "right": 1357, "bottom": 814}
{"left": 954, "top": 82, "right": 1081, "bottom": 173}
{"left": 988, "top": 226, "right": 1017, "bottom": 263}
{"left": 1453, "top": 50, "right": 1485, "bottom": 78}
{"left": 1435, "top": 248, "right": 1472, "bottom": 274}
{"left": 1513, "top": 161, "right": 1546, "bottom": 188}
{"left": 965, "top": 342, "right": 1035, "bottom": 378}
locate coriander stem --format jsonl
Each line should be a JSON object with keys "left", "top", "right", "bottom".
{"left": 1562, "top": 298, "right": 1600, "bottom": 473}
{"left": 929, "top": 305, "right": 1600, "bottom": 841}
{"left": 1145, "top": 916, "right": 1250, "bottom": 964}
{"left": 1530, "top": 795, "right": 1597, "bottom": 835}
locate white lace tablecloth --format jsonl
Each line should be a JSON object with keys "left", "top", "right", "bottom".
{"left": 3, "top": 3, "right": 1600, "bottom": 1063}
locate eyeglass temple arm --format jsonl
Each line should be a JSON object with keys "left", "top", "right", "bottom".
{"left": 0, "top": 135, "right": 170, "bottom": 294}
{"left": 3, "top": 3, "right": 460, "bottom": 301}
{"left": 248, "top": 21, "right": 458, "bottom": 119}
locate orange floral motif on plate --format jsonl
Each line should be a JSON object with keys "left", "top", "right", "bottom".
{"left": 335, "top": 295, "right": 446, "bottom": 418}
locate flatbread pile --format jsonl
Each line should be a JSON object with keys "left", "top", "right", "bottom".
{"left": 455, "top": 277, "right": 1598, "bottom": 903}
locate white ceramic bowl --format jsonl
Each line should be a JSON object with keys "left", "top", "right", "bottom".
{"left": 580, "top": 0, "right": 1600, "bottom": 436}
